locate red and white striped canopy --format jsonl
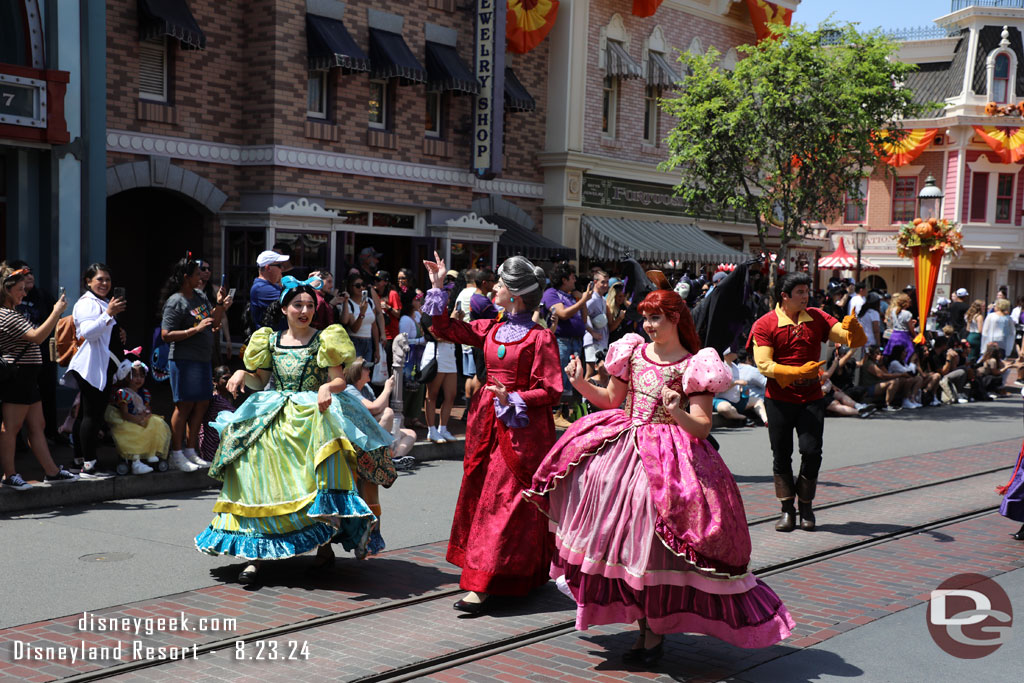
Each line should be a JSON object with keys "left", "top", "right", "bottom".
{"left": 818, "top": 238, "right": 879, "bottom": 271}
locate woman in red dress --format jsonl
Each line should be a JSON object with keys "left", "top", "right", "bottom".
{"left": 423, "top": 252, "right": 561, "bottom": 613}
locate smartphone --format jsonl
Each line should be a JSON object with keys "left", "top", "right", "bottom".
{"left": 362, "top": 290, "right": 368, "bottom": 303}
{"left": 112, "top": 286, "right": 126, "bottom": 300}
{"left": 228, "top": 288, "right": 236, "bottom": 299}
{"left": 220, "top": 274, "right": 226, "bottom": 288}
{"left": 58, "top": 286, "right": 66, "bottom": 298}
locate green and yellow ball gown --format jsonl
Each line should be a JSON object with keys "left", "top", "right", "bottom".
{"left": 195, "top": 325, "right": 396, "bottom": 559}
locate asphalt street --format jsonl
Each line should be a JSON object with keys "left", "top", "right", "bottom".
{"left": 1, "top": 399, "right": 1020, "bottom": 634}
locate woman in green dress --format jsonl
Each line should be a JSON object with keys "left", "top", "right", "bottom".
{"left": 195, "top": 280, "right": 396, "bottom": 583}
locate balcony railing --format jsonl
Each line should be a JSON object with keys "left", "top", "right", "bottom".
{"left": 951, "top": 0, "right": 1024, "bottom": 11}
{"left": 884, "top": 25, "right": 961, "bottom": 41}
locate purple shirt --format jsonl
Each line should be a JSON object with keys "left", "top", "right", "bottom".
{"left": 542, "top": 288, "right": 585, "bottom": 339}
{"left": 470, "top": 293, "right": 499, "bottom": 320}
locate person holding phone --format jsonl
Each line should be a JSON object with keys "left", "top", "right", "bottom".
{"left": 159, "top": 257, "right": 230, "bottom": 472}
{"left": 66, "top": 263, "right": 127, "bottom": 474}
{"left": 339, "top": 273, "right": 377, "bottom": 362}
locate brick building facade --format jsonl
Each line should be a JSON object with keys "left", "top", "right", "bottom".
{"left": 104, "top": 0, "right": 554, "bottom": 342}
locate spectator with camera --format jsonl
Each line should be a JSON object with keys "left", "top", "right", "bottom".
{"left": 338, "top": 273, "right": 377, "bottom": 363}
{"left": 542, "top": 262, "right": 593, "bottom": 428}
{"left": 159, "top": 257, "right": 230, "bottom": 472}
{"left": 582, "top": 270, "right": 610, "bottom": 380}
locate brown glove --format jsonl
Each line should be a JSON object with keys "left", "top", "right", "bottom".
{"left": 772, "top": 361, "right": 825, "bottom": 388}
{"left": 842, "top": 314, "right": 868, "bottom": 348}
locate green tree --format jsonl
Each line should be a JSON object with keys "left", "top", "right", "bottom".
{"left": 660, "top": 22, "right": 931, "bottom": 296}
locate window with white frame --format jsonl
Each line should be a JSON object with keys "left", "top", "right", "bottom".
{"left": 336, "top": 207, "right": 420, "bottom": 234}
{"left": 994, "top": 53, "right": 1011, "bottom": 103}
{"left": 844, "top": 178, "right": 869, "bottom": 224}
{"left": 996, "top": 172, "right": 1015, "bottom": 223}
{"left": 139, "top": 37, "right": 168, "bottom": 102}
{"left": 892, "top": 177, "right": 917, "bottom": 223}
{"left": 643, "top": 85, "right": 659, "bottom": 144}
{"left": 425, "top": 90, "right": 442, "bottom": 137}
{"left": 368, "top": 80, "right": 388, "bottom": 129}
{"left": 307, "top": 71, "right": 327, "bottom": 119}
{"left": 602, "top": 76, "right": 618, "bottom": 137}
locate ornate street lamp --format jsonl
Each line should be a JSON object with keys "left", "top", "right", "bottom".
{"left": 918, "top": 174, "right": 944, "bottom": 221}
{"left": 851, "top": 224, "right": 868, "bottom": 285}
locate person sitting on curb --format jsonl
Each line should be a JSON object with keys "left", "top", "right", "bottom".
{"left": 713, "top": 349, "right": 767, "bottom": 426}
{"left": 857, "top": 345, "right": 911, "bottom": 412}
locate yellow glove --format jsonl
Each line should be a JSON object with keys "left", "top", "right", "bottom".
{"left": 772, "top": 361, "right": 825, "bottom": 388}
{"left": 842, "top": 314, "right": 868, "bottom": 348}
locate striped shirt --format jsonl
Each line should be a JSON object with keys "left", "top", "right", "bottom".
{"left": 0, "top": 307, "right": 42, "bottom": 365}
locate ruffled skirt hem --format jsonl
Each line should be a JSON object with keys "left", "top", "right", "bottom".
{"left": 195, "top": 521, "right": 336, "bottom": 560}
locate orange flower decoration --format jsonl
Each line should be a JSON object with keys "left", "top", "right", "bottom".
{"left": 507, "top": 0, "right": 559, "bottom": 54}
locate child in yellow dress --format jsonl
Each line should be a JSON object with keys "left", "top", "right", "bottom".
{"left": 105, "top": 361, "right": 171, "bottom": 474}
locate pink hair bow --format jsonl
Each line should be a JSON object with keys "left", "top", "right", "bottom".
{"left": 126, "top": 346, "right": 143, "bottom": 357}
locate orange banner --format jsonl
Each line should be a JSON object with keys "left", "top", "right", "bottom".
{"left": 632, "top": 0, "right": 664, "bottom": 17}
{"left": 744, "top": 0, "right": 793, "bottom": 42}
{"left": 912, "top": 246, "right": 944, "bottom": 345}
{"left": 507, "top": 0, "right": 559, "bottom": 54}
{"left": 972, "top": 125, "right": 1024, "bottom": 163}
{"left": 874, "top": 128, "right": 939, "bottom": 167}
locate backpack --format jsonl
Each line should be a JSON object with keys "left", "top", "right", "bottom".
{"left": 54, "top": 316, "right": 83, "bottom": 367}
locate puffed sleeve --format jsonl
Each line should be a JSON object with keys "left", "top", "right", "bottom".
{"left": 317, "top": 324, "right": 356, "bottom": 368}
{"left": 604, "top": 333, "right": 645, "bottom": 380}
{"left": 682, "top": 347, "right": 733, "bottom": 395}
{"left": 243, "top": 327, "right": 274, "bottom": 371}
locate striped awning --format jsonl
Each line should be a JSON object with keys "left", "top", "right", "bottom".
{"left": 425, "top": 42, "right": 479, "bottom": 94}
{"left": 491, "top": 216, "right": 575, "bottom": 261}
{"left": 606, "top": 41, "right": 643, "bottom": 80}
{"left": 138, "top": 0, "right": 206, "bottom": 50}
{"left": 504, "top": 68, "right": 536, "bottom": 112}
{"left": 647, "top": 51, "right": 680, "bottom": 88}
{"left": 582, "top": 216, "right": 747, "bottom": 263}
{"left": 306, "top": 14, "right": 369, "bottom": 73}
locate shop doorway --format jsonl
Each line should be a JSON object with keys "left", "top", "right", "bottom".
{"left": 864, "top": 274, "right": 887, "bottom": 292}
{"left": 353, "top": 233, "right": 411, "bottom": 280}
{"left": 107, "top": 188, "right": 206, "bottom": 350}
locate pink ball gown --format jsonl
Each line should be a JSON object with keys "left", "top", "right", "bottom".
{"left": 525, "top": 334, "right": 795, "bottom": 648}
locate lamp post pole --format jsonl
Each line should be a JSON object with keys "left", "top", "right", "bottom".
{"left": 851, "top": 225, "right": 868, "bottom": 286}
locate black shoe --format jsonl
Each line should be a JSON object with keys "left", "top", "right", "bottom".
{"left": 798, "top": 502, "right": 816, "bottom": 531}
{"left": 453, "top": 597, "right": 490, "bottom": 615}
{"left": 1012, "top": 525, "right": 1024, "bottom": 541}
{"left": 622, "top": 647, "right": 644, "bottom": 664}
{"left": 238, "top": 564, "right": 260, "bottom": 585}
{"left": 640, "top": 639, "right": 664, "bottom": 667}
{"left": 775, "top": 509, "right": 796, "bottom": 532}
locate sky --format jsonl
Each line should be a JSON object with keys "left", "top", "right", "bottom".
{"left": 792, "top": 0, "right": 957, "bottom": 32}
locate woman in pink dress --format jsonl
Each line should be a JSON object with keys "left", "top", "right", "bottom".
{"left": 423, "top": 252, "right": 561, "bottom": 614}
{"left": 525, "top": 287, "right": 794, "bottom": 666}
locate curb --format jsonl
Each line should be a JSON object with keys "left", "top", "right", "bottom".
{"left": 0, "top": 438, "right": 466, "bottom": 516}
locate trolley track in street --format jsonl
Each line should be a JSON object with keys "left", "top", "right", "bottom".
{"left": 45, "top": 463, "right": 1012, "bottom": 683}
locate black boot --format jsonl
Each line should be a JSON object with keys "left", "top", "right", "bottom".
{"left": 796, "top": 476, "right": 818, "bottom": 531}
{"left": 1012, "top": 524, "right": 1024, "bottom": 541}
{"left": 774, "top": 474, "right": 797, "bottom": 532}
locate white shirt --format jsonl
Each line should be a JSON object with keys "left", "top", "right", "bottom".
{"left": 737, "top": 363, "right": 766, "bottom": 401}
{"left": 66, "top": 290, "right": 116, "bottom": 391}
{"left": 346, "top": 298, "right": 375, "bottom": 338}
{"left": 583, "top": 295, "right": 608, "bottom": 350}
{"left": 858, "top": 308, "right": 881, "bottom": 347}
{"left": 848, "top": 294, "right": 865, "bottom": 317}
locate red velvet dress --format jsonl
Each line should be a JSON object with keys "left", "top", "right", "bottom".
{"left": 431, "top": 310, "right": 562, "bottom": 595}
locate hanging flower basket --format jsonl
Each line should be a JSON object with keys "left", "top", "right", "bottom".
{"left": 895, "top": 217, "right": 963, "bottom": 259}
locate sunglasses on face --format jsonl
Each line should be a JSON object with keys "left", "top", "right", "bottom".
{"left": 354, "top": 282, "right": 364, "bottom": 288}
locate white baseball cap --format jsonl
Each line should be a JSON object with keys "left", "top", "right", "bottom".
{"left": 257, "top": 250, "right": 289, "bottom": 268}
{"left": 955, "top": 287, "right": 969, "bottom": 297}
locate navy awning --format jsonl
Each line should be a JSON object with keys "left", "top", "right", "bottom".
{"left": 369, "top": 28, "right": 426, "bottom": 84}
{"left": 425, "top": 42, "right": 479, "bottom": 94}
{"left": 504, "top": 68, "right": 535, "bottom": 113}
{"left": 306, "top": 15, "right": 369, "bottom": 73}
{"left": 492, "top": 216, "right": 576, "bottom": 261}
{"left": 138, "top": 0, "right": 206, "bottom": 50}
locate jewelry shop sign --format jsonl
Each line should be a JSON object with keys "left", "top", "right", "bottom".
{"left": 0, "top": 73, "right": 47, "bottom": 128}
{"left": 473, "top": 0, "right": 505, "bottom": 180}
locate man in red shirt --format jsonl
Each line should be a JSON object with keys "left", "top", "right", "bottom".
{"left": 749, "top": 272, "right": 867, "bottom": 532}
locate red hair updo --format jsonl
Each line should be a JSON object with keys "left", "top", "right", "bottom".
{"left": 637, "top": 289, "right": 703, "bottom": 355}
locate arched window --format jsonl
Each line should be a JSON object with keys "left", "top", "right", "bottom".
{"left": 0, "top": 1, "right": 30, "bottom": 66}
{"left": 994, "top": 53, "right": 1010, "bottom": 103}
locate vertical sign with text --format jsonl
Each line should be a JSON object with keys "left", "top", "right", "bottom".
{"left": 473, "top": 0, "right": 506, "bottom": 180}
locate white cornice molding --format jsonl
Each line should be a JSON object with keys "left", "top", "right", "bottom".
{"left": 895, "top": 164, "right": 925, "bottom": 177}
{"left": 967, "top": 153, "right": 1018, "bottom": 173}
{"left": 662, "top": 0, "right": 755, "bottom": 33}
{"left": 106, "top": 130, "right": 545, "bottom": 199}
{"left": 444, "top": 212, "right": 501, "bottom": 232}
{"left": 267, "top": 197, "right": 339, "bottom": 217}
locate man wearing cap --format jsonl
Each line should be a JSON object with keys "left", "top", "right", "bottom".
{"left": 250, "top": 250, "right": 289, "bottom": 330}
{"left": 749, "top": 272, "right": 868, "bottom": 533}
{"left": 949, "top": 288, "right": 970, "bottom": 339}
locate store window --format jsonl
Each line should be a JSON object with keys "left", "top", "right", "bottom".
{"left": 450, "top": 242, "right": 492, "bottom": 272}
{"left": 273, "top": 231, "right": 331, "bottom": 278}
{"left": 0, "top": 2, "right": 29, "bottom": 66}
{"left": 844, "top": 178, "right": 869, "bottom": 224}
{"left": 892, "top": 176, "right": 917, "bottom": 223}
{"left": 643, "top": 85, "right": 659, "bottom": 144}
{"left": 336, "top": 208, "right": 419, "bottom": 234}
{"left": 602, "top": 76, "right": 618, "bottom": 137}
{"left": 369, "top": 79, "right": 389, "bottom": 129}
{"left": 996, "top": 172, "right": 1014, "bottom": 223}
{"left": 139, "top": 37, "right": 169, "bottom": 102}
{"left": 307, "top": 71, "right": 327, "bottom": 119}
{"left": 224, "top": 226, "right": 266, "bottom": 335}
{"left": 425, "top": 90, "right": 442, "bottom": 137}
{"left": 970, "top": 172, "right": 988, "bottom": 223}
